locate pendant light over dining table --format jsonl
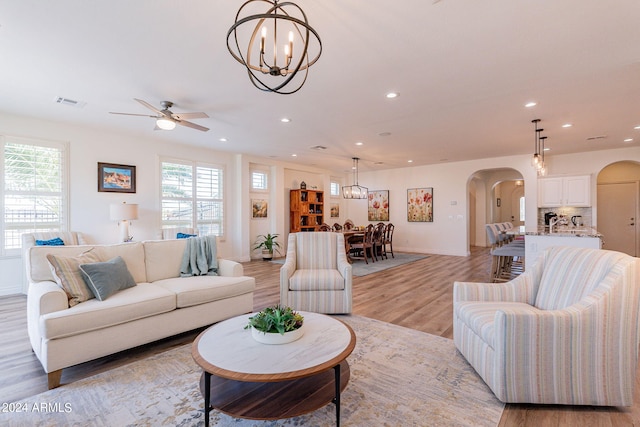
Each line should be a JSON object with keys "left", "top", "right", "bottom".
{"left": 343, "top": 157, "right": 368, "bottom": 199}
{"left": 226, "top": 0, "right": 322, "bottom": 94}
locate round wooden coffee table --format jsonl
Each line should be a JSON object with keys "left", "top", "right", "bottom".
{"left": 192, "top": 311, "right": 356, "bottom": 427}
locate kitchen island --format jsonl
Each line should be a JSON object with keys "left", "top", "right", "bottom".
{"left": 522, "top": 227, "right": 603, "bottom": 270}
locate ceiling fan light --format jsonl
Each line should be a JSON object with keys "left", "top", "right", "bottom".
{"left": 156, "top": 117, "right": 176, "bottom": 130}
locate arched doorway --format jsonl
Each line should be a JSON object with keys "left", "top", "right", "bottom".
{"left": 597, "top": 161, "right": 640, "bottom": 256}
{"left": 468, "top": 168, "right": 524, "bottom": 248}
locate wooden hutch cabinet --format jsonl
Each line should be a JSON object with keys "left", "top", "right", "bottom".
{"left": 290, "top": 189, "right": 324, "bottom": 232}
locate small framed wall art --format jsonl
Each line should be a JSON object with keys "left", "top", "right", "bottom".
{"left": 252, "top": 199, "right": 268, "bottom": 218}
{"left": 330, "top": 203, "right": 340, "bottom": 218}
{"left": 407, "top": 187, "right": 433, "bottom": 222}
{"left": 98, "top": 162, "right": 136, "bottom": 193}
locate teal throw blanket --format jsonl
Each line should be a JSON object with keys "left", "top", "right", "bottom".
{"left": 179, "top": 235, "right": 218, "bottom": 277}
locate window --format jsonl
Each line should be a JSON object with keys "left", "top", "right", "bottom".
{"left": 330, "top": 181, "right": 340, "bottom": 197}
{"left": 251, "top": 170, "right": 268, "bottom": 191}
{"left": 161, "top": 160, "right": 224, "bottom": 237}
{"left": 519, "top": 196, "right": 526, "bottom": 222}
{"left": 2, "top": 137, "right": 67, "bottom": 255}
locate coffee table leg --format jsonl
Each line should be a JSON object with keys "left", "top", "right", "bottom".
{"left": 333, "top": 363, "right": 341, "bottom": 427}
{"left": 204, "top": 371, "right": 211, "bottom": 427}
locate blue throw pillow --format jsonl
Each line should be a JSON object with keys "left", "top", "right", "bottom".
{"left": 79, "top": 256, "right": 136, "bottom": 301}
{"left": 35, "top": 237, "right": 65, "bottom": 246}
{"left": 176, "top": 232, "right": 197, "bottom": 239}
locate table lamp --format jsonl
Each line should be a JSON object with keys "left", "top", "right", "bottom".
{"left": 110, "top": 202, "right": 138, "bottom": 242}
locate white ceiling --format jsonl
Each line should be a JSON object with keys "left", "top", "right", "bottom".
{"left": 1, "top": 0, "right": 639, "bottom": 174}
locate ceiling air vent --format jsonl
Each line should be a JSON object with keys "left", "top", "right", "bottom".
{"left": 54, "top": 97, "right": 86, "bottom": 108}
{"left": 310, "top": 145, "right": 327, "bottom": 150}
{"left": 586, "top": 135, "right": 607, "bottom": 141}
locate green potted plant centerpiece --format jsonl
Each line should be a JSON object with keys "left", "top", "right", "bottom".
{"left": 253, "top": 233, "right": 282, "bottom": 261}
{"left": 245, "top": 305, "right": 305, "bottom": 345}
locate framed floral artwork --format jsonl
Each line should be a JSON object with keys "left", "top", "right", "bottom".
{"left": 407, "top": 188, "right": 433, "bottom": 222}
{"left": 368, "top": 190, "right": 389, "bottom": 221}
{"left": 251, "top": 199, "right": 268, "bottom": 219}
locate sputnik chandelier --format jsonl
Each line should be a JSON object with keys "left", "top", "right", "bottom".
{"left": 226, "top": 0, "right": 322, "bottom": 94}
{"left": 531, "top": 119, "right": 548, "bottom": 176}
{"left": 343, "top": 157, "right": 368, "bottom": 199}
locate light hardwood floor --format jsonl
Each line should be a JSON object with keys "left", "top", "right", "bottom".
{"left": 2, "top": 246, "right": 639, "bottom": 426}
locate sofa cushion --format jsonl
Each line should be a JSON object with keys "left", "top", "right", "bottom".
{"left": 154, "top": 275, "right": 255, "bottom": 308}
{"left": 455, "top": 301, "right": 537, "bottom": 349}
{"left": 79, "top": 256, "right": 137, "bottom": 301}
{"left": 46, "top": 249, "right": 101, "bottom": 306}
{"left": 94, "top": 242, "right": 147, "bottom": 284}
{"left": 40, "top": 283, "right": 176, "bottom": 340}
{"left": 143, "top": 239, "right": 187, "bottom": 282}
{"left": 289, "top": 269, "right": 345, "bottom": 291}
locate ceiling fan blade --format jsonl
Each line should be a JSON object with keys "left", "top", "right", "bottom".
{"left": 134, "top": 98, "right": 163, "bottom": 115}
{"left": 109, "top": 112, "right": 159, "bottom": 118}
{"left": 176, "top": 119, "right": 209, "bottom": 132}
{"left": 172, "top": 112, "right": 209, "bottom": 120}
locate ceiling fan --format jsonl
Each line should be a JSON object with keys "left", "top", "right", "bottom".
{"left": 109, "top": 98, "right": 210, "bottom": 132}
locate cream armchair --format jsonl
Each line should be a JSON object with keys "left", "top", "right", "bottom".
{"left": 453, "top": 246, "right": 640, "bottom": 406}
{"left": 280, "top": 232, "right": 352, "bottom": 314}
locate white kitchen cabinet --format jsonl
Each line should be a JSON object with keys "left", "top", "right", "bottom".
{"left": 537, "top": 175, "right": 591, "bottom": 207}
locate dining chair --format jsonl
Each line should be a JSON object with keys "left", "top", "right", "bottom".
{"left": 343, "top": 219, "right": 354, "bottom": 231}
{"left": 318, "top": 223, "right": 332, "bottom": 231}
{"left": 373, "top": 223, "right": 387, "bottom": 260}
{"left": 348, "top": 224, "right": 375, "bottom": 264}
{"left": 332, "top": 223, "right": 343, "bottom": 232}
{"left": 383, "top": 223, "right": 395, "bottom": 258}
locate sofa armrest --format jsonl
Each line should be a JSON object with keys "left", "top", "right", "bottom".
{"left": 28, "top": 281, "right": 69, "bottom": 316}
{"left": 217, "top": 259, "right": 243, "bottom": 277}
{"left": 454, "top": 271, "right": 536, "bottom": 304}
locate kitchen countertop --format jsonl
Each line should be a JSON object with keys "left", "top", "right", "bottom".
{"left": 525, "top": 226, "right": 602, "bottom": 238}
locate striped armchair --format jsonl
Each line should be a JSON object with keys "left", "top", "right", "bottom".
{"left": 453, "top": 246, "right": 640, "bottom": 406}
{"left": 280, "top": 232, "right": 352, "bottom": 314}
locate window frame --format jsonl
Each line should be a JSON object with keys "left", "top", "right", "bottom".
{"left": 250, "top": 168, "right": 269, "bottom": 193}
{"left": 1, "top": 135, "right": 69, "bottom": 257}
{"left": 160, "top": 158, "right": 225, "bottom": 238}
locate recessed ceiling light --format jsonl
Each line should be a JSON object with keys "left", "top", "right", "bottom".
{"left": 634, "top": 125, "right": 640, "bottom": 130}
{"left": 219, "top": 138, "right": 227, "bottom": 142}
{"left": 355, "top": 141, "right": 363, "bottom": 146}
{"left": 524, "top": 101, "right": 537, "bottom": 108}
{"left": 386, "top": 92, "right": 399, "bottom": 99}
{"left": 543, "top": 147, "right": 551, "bottom": 151}
{"left": 407, "top": 160, "right": 413, "bottom": 163}
{"left": 291, "top": 154, "right": 297, "bottom": 157}
{"left": 281, "top": 118, "right": 291, "bottom": 123}
{"left": 562, "top": 123, "right": 572, "bottom": 128}
{"left": 624, "top": 138, "right": 634, "bottom": 142}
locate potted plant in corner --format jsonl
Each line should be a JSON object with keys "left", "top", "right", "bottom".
{"left": 245, "top": 305, "right": 305, "bottom": 345}
{"left": 253, "top": 233, "right": 282, "bottom": 261}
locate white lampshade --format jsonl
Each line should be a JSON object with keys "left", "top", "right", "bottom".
{"left": 110, "top": 202, "right": 138, "bottom": 221}
{"left": 156, "top": 117, "right": 176, "bottom": 130}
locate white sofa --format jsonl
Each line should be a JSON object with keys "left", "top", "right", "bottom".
{"left": 25, "top": 238, "right": 255, "bottom": 389}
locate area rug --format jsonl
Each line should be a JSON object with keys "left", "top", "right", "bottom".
{"left": 272, "top": 252, "right": 429, "bottom": 277}
{"left": 2, "top": 316, "right": 504, "bottom": 427}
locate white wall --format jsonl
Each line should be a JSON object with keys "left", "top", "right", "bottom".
{"left": 2, "top": 110, "right": 639, "bottom": 294}
{"left": 0, "top": 113, "right": 341, "bottom": 294}
{"left": 353, "top": 147, "right": 640, "bottom": 256}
